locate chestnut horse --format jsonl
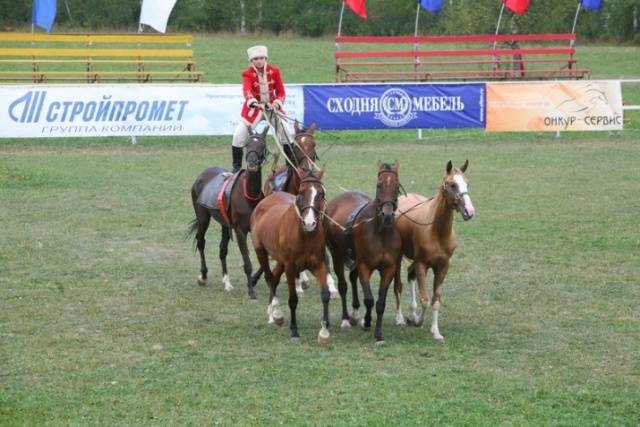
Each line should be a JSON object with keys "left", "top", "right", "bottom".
{"left": 187, "top": 127, "right": 268, "bottom": 299}
{"left": 257, "top": 121, "right": 336, "bottom": 296}
{"left": 394, "top": 160, "right": 475, "bottom": 341}
{"left": 325, "top": 161, "right": 402, "bottom": 343}
{"left": 250, "top": 167, "right": 331, "bottom": 343}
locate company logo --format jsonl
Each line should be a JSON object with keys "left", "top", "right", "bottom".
{"left": 374, "top": 88, "right": 417, "bottom": 127}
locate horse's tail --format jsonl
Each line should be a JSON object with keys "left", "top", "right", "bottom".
{"left": 184, "top": 218, "right": 199, "bottom": 249}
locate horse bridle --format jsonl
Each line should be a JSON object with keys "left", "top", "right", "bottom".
{"left": 375, "top": 169, "right": 400, "bottom": 214}
{"left": 442, "top": 178, "right": 470, "bottom": 214}
{"left": 294, "top": 177, "right": 326, "bottom": 219}
{"left": 245, "top": 134, "right": 268, "bottom": 169}
{"left": 291, "top": 132, "right": 318, "bottom": 168}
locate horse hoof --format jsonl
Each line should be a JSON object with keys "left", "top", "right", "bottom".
{"left": 291, "top": 336, "right": 300, "bottom": 343}
{"left": 197, "top": 275, "right": 207, "bottom": 286}
{"left": 432, "top": 333, "right": 445, "bottom": 342}
{"left": 340, "top": 319, "right": 351, "bottom": 329}
{"left": 317, "top": 332, "right": 330, "bottom": 346}
{"left": 375, "top": 340, "right": 385, "bottom": 346}
{"left": 329, "top": 291, "right": 339, "bottom": 300}
{"left": 359, "top": 319, "right": 370, "bottom": 330}
{"left": 273, "top": 316, "right": 284, "bottom": 326}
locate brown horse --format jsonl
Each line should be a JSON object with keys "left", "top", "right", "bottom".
{"left": 187, "top": 127, "right": 268, "bottom": 300}
{"left": 263, "top": 121, "right": 318, "bottom": 197}
{"left": 250, "top": 167, "right": 331, "bottom": 343}
{"left": 325, "top": 161, "right": 402, "bottom": 343}
{"left": 393, "top": 160, "right": 475, "bottom": 341}
{"left": 257, "top": 121, "right": 335, "bottom": 296}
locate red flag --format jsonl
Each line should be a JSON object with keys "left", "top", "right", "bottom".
{"left": 344, "top": 0, "right": 367, "bottom": 20}
{"left": 504, "top": 0, "right": 529, "bottom": 14}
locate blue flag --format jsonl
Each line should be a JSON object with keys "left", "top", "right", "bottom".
{"left": 420, "top": 0, "right": 443, "bottom": 13}
{"left": 581, "top": 0, "right": 603, "bottom": 11}
{"left": 32, "top": 0, "right": 57, "bottom": 32}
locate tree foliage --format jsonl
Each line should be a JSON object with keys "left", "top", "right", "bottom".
{"left": 0, "top": 0, "right": 637, "bottom": 43}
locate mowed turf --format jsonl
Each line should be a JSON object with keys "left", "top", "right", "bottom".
{"left": 1, "top": 35, "right": 639, "bottom": 425}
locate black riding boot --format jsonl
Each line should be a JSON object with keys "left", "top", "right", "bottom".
{"left": 231, "top": 146, "right": 243, "bottom": 173}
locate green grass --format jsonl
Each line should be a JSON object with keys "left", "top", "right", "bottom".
{"left": 1, "top": 34, "right": 639, "bottom": 425}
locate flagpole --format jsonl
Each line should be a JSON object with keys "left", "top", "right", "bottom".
{"left": 414, "top": 1, "right": 420, "bottom": 37}
{"left": 337, "top": 2, "right": 346, "bottom": 36}
{"left": 570, "top": 1, "right": 582, "bottom": 48}
{"left": 493, "top": 3, "right": 505, "bottom": 50}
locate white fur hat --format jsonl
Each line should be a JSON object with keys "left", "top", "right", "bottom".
{"left": 247, "top": 45, "right": 268, "bottom": 60}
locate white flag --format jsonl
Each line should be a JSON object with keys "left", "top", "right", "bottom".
{"left": 139, "top": 0, "right": 177, "bottom": 33}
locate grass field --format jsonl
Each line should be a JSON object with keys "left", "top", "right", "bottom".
{"left": 1, "top": 35, "right": 639, "bottom": 425}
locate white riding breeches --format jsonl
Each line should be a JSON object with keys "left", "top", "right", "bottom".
{"left": 231, "top": 111, "right": 292, "bottom": 148}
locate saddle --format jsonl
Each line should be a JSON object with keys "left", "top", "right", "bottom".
{"left": 343, "top": 201, "right": 370, "bottom": 270}
{"left": 197, "top": 170, "right": 244, "bottom": 227}
{"left": 270, "top": 168, "right": 292, "bottom": 192}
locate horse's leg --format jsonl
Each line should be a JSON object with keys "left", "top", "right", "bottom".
{"left": 284, "top": 265, "right": 300, "bottom": 340}
{"left": 329, "top": 248, "right": 351, "bottom": 329}
{"left": 413, "top": 262, "right": 430, "bottom": 328}
{"left": 349, "top": 268, "right": 360, "bottom": 323}
{"left": 357, "top": 264, "right": 374, "bottom": 330}
{"left": 267, "top": 262, "right": 285, "bottom": 326}
{"left": 195, "top": 213, "right": 211, "bottom": 286}
{"left": 312, "top": 263, "right": 331, "bottom": 345}
{"left": 374, "top": 267, "right": 396, "bottom": 343}
{"left": 324, "top": 249, "right": 339, "bottom": 299}
{"left": 255, "top": 247, "right": 283, "bottom": 326}
{"left": 251, "top": 267, "right": 263, "bottom": 288}
{"left": 430, "top": 262, "right": 450, "bottom": 342}
{"left": 219, "top": 225, "right": 232, "bottom": 291}
{"left": 295, "top": 272, "right": 306, "bottom": 296}
{"left": 393, "top": 266, "right": 406, "bottom": 326}
{"left": 234, "top": 228, "right": 255, "bottom": 300}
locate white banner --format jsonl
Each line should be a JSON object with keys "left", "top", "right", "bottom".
{"left": 0, "top": 84, "right": 305, "bottom": 138}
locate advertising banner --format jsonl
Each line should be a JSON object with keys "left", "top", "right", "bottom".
{"left": 302, "top": 83, "right": 485, "bottom": 130}
{"left": 0, "top": 84, "right": 305, "bottom": 138}
{"left": 486, "top": 81, "right": 623, "bottom": 132}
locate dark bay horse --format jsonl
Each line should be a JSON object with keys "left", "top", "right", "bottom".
{"left": 263, "top": 121, "right": 318, "bottom": 197}
{"left": 187, "top": 127, "right": 268, "bottom": 299}
{"left": 325, "top": 161, "right": 402, "bottom": 343}
{"left": 250, "top": 167, "right": 331, "bottom": 344}
{"left": 394, "top": 160, "right": 475, "bottom": 341}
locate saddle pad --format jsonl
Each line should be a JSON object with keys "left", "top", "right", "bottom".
{"left": 344, "top": 200, "right": 370, "bottom": 270}
{"left": 272, "top": 169, "right": 289, "bottom": 192}
{"left": 197, "top": 172, "right": 230, "bottom": 210}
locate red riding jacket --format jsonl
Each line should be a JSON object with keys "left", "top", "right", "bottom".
{"left": 240, "top": 64, "right": 286, "bottom": 126}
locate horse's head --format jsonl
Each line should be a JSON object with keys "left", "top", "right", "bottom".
{"left": 292, "top": 121, "right": 318, "bottom": 169}
{"left": 295, "top": 165, "right": 326, "bottom": 233}
{"left": 375, "top": 161, "right": 400, "bottom": 225}
{"left": 245, "top": 126, "right": 268, "bottom": 172}
{"left": 442, "top": 160, "right": 475, "bottom": 221}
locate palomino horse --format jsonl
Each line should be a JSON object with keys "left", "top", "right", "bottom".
{"left": 187, "top": 127, "right": 268, "bottom": 299}
{"left": 325, "top": 162, "right": 402, "bottom": 343}
{"left": 250, "top": 167, "right": 331, "bottom": 343}
{"left": 394, "top": 160, "right": 475, "bottom": 341}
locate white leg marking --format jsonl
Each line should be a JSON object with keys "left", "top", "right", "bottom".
{"left": 409, "top": 279, "right": 418, "bottom": 323}
{"left": 340, "top": 319, "right": 351, "bottom": 329}
{"left": 299, "top": 271, "right": 310, "bottom": 290}
{"left": 431, "top": 301, "right": 444, "bottom": 341}
{"left": 327, "top": 274, "right": 338, "bottom": 299}
{"left": 395, "top": 307, "right": 406, "bottom": 326}
{"left": 268, "top": 297, "right": 284, "bottom": 325}
{"left": 222, "top": 274, "right": 233, "bottom": 291}
{"left": 197, "top": 274, "right": 207, "bottom": 286}
{"left": 317, "top": 321, "right": 330, "bottom": 345}
{"left": 295, "top": 277, "right": 304, "bottom": 296}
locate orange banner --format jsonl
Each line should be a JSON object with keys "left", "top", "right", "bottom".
{"left": 486, "top": 81, "right": 623, "bottom": 132}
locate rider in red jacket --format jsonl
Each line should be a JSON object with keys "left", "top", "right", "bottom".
{"left": 231, "top": 45, "right": 292, "bottom": 173}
